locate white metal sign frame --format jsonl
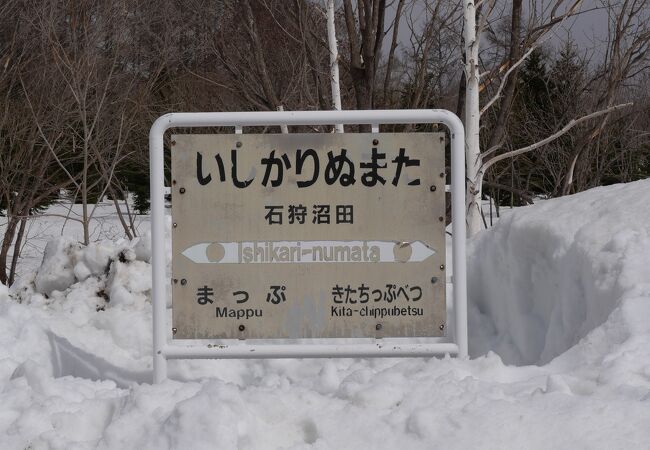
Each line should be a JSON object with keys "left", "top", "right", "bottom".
{"left": 149, "top": 109, "right": 467, "bottom": 383}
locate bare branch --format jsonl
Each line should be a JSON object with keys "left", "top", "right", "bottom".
{"left": 480, "top": 44, "right": 537, "bottom": 116}
{"left": 481, "top": 103, "right": 633, "bottom": 175}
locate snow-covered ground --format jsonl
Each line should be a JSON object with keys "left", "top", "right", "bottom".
{"left": 0, "top": 180, "right": 649, "bottom": 449}
{"left": 2, "top": 201, "right": 152, "bottom": 281}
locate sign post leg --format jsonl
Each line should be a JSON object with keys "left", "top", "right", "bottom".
{"left": 449, "top": 118, "right": 468, "bottom": 358}
{"left": 150, "top": 118, "right": 169, "bottom": 383}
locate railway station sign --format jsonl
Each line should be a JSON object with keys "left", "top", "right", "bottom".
{"left": 171, "top": 133, "right": 446, "bottom": 339}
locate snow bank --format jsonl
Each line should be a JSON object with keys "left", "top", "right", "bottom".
{"left": 31, "top": 236, "right": 151, "bottom": 301}
{"left": 468, "top": 178, "right": 650, "bottom": 366}
{"left": 0, "top": 181, "right": 648, "bottom": 448}
{"left": 9, "top": 236, "right": 155, "bottom": 385}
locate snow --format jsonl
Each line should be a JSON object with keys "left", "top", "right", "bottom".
{"left": 0, "top": 180, "right": 649, "bottom": 449}
{"left": 468, "top": 180, "right": 650, "bottom": 366}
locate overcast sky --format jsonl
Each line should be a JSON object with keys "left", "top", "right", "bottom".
{"left": 384, "top": 0, "right": 616, "bottom": 60}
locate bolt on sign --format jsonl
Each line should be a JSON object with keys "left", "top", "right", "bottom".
{"left": 171, "top": 133, "right": 446, "bottom": 339}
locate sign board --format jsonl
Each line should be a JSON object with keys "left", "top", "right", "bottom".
{"left": 171, "top": 133, "right": 446, "bottom": 339}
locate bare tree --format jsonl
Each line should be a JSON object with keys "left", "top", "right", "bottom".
{"left": 400, "top": 1, "right": 461, "bottom": 111}
{"left": 462, "top": 0, "right": 638, "bottom": 235}
{"left": 341, "top": 0, "right": 386, "bottom": 110}
{"left": 327, "top": 0, "right": 344, "bottom": 132}
{"left": 0, "top": 4, "right": 75, "bottom": 283}
{"left": 562, "top": 0, "right": 650, "bottom": 194}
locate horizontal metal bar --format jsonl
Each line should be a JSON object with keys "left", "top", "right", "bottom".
{"left": 151, "top": 109, "right": 463, "bottom": 129}
{"left": 163, "top": 342, "right": 459, "bottom": 359}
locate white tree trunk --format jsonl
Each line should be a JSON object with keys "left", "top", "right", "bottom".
{"left": 326, "top": 0, "right": 344, "bottom": 133}
{"left": 464, "top": 0, "right": 483, "bottom": 236}
{"left": 277, "top": 105, "right": 289, "bottom": 133}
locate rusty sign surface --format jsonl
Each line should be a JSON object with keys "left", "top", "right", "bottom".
{"left": 171, "top": 133, "right": 446, "bottom": 339}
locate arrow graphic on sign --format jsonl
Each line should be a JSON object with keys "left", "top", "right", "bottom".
{"left": 181, "top": 240, "right": 436, "bottom": 264}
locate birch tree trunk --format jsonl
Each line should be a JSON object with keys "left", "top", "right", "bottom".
{"left": 326, "top": 0, "right": 344, "bottom": 133}
{"left": 463, "top": 0, "right": 483, "bottom": 236}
